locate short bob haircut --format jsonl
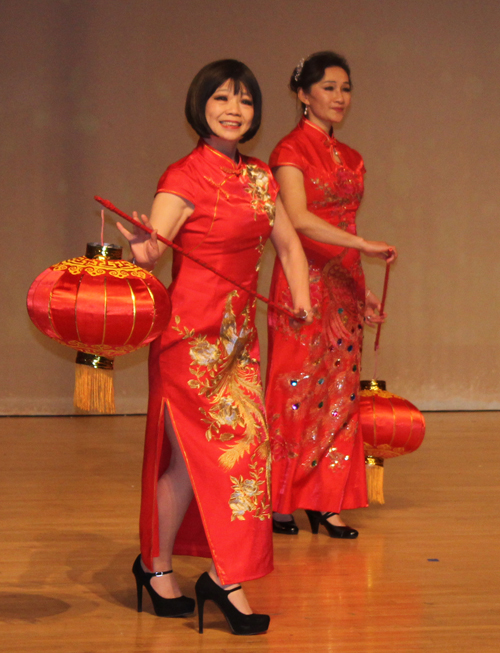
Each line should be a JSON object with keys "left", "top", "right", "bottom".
{"left": 185, "top": 59, "right": 262, "bottom": 144}
{"left": 290, "top": 51, "right": 351, "bottom": 110}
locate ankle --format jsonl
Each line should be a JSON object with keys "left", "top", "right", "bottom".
{"left": 272, "top": 512, "right": 293, "bottom": 522}
{"left": 209, "top": 571, "right": 239, "bottom": 593}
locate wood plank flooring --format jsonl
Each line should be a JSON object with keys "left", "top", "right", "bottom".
{"left": 0, "top": 412, "right": 498, "bottom": 652}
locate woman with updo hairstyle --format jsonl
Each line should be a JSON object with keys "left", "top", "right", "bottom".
{"left": 118, "top": 59, "right": 312, "bottom": 635}
{"left": 266, "top": 51, "right": 397, "bottom": 539}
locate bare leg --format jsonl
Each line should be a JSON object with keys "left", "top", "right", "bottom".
{"left": 208, "top": 561, "right": 253, "bottom": 615}
{"left": 141, "top": 411, "right": 194, "bottom": 598}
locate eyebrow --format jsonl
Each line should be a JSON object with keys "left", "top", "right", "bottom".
{"left": 214, "top": 86, "right": 252, "bottom": 97}
{"left": 321, "top": 80, "right": 350, "bottom": 85}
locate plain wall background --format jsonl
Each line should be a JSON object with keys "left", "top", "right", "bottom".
{"left": 1, "top": 0, "right": 499, "bottom": 414}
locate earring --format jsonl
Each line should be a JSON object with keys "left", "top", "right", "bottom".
{"left": 304, "top": 105, "right": 308, "bottom": 116}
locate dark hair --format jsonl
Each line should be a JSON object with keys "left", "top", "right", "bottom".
{"left": 185, "top": 59, "right": 262, "bottom": 144}
{"left": 290, "top": 51, "right": 351, "bottom": 110}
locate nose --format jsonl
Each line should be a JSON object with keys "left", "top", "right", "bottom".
{"left": 226, "top": 95, "right": 242, "bottom": 114}
{"left": 333, "top": 87, "right": 344, "bottom": 104}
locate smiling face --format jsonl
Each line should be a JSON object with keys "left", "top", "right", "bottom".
{"left": 204, "top": 79, "right": 255, "bottom": 153}
{"left": 298, "top": 66, "right": 351, "bottom": 132}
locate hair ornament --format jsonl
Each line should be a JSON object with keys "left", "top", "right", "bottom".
{"left": 294, "top": 58, "right": 305, "bottom": 82}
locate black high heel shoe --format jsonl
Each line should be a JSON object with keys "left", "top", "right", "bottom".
{"left": 195, "top": 571, "right": 270, "bottom": 635}
{"left": 272, "top": 514, "right": 299, "bottom": 535}
{"left": 305, "top": 510, "right": 359, "bottom": 539}
{"left": 132, "top": 554, "right": 195, "bottom": 617}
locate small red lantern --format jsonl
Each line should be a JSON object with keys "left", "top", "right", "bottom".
{"left": 27, "top": 242, "right": 171, "bottom": 413}
{"left": 359, "top": 380, "right": 426, "bottom": 504}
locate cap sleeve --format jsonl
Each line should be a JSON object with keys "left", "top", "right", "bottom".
{"left": 269, "top": 140, "right": 304, "bottom": 171}
{"left": 156, "top": 164, "right": 196, "bottom": 205}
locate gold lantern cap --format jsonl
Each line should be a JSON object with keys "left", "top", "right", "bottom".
{"left": 85, "top": 242, "right": 122, "bottom": 260}
{"left": 360, "top": 379, "right": 386, "bottom": 392}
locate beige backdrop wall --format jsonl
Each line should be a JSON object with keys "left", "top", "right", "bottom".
{"left": 1, "top": 0, "right": 499, "bottom": 414}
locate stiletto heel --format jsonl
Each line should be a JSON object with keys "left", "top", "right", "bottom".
{"left": 132, "top": 554, "right": 195, "bottom": 617}
{"left": 197, "top": 595, "right": 205, "bottom": 634}
{"left": 135, "top": 572, "right": 143, "bottom": 612}
{"left": 195, "top": 572, "right": 270, "bottom": 635}
{"left": 305, "top": 510, "right": 359, "bottom": 539}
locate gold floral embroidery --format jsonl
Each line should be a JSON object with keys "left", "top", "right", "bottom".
{"left": 175, "top": 291, "right": 271, "bottom": 521}
{"left": 255, "top": 236, "right": 265, "bottom": 271}
{"left": 242, "top": 164, "right": 276, "bottom": 225}
{"left": 229, "top": 453, "right": 270, "bottom": 521}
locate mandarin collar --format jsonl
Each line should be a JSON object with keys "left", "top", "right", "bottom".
{"left": 300, "top": 117, "right": 337, "bottom": 149}
{"left": 198, "top": 139, "right": 245, "bottom": 172}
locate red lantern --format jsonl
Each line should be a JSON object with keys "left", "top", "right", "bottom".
{"left": 359, "top": 380, "right": 426, "bottom": 504}
{"left": 27, "top": 243, "right": 171, "bottom": 413}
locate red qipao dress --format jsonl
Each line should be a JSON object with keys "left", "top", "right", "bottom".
{"left": 266, "top": 118, "right": 368, "bottom": 515}
{"left": 140, "top": 141, "right": 278, "bottom": 584}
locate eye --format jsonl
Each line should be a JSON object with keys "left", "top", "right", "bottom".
{"left": 342, "top": 86, "right": 352, "bottom": 93}
{"left": 324, "top": 85, "right": 335, "bottom": 91}
{"left": 213, "top": 94, "right": 228, "bottom": 101}
{"left": 241, "top": 98, "right": 254, "bottom": 106}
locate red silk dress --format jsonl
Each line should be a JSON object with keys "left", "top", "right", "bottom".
{"left": 140, "top": 141, "right": 277, "bottom": 584}
{"left": 266, "top": 118, "right": 368, "bottom": 515}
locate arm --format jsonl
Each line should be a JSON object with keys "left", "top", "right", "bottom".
{"left": 274, "top": 166, "right": 397, "bottom": 263}
{"left": 116, "top": 192, "right": 194, "bottom": 270}
{"left": 270, "top": 196, "right": 312, "bottom": 323}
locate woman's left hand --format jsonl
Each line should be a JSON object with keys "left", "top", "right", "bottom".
{"left": 361, "top": 240, "right": 398, "bottom": 263}
{"left": 364, "top": 289, "right": 387, "bottom": 328}
{"left": 293, "top": 307, "right": 314, "bottom": 325}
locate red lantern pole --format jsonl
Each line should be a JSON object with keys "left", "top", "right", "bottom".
{"left": 95, "top": 196, "right": 299, "bottom": 320}
{"left": 372, "top": 261, "right": 391, "bottom": 380}
{"left": 374, "top": 261, "right": 391, "bottom": 352}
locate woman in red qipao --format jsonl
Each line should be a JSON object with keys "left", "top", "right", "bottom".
{"left": 117, "top": 60, "right": 311, "bottom": 636}
{"left": 266, "top": 52, "right": 397, "bottom": 539}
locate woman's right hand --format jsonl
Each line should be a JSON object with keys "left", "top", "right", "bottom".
{"left": 360, "top": 240, "right": 398, "bottom": 263}
{"left": 116, "top": 212, "right": 161, "bottom": 270}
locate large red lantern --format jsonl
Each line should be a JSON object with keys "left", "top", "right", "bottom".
{"left": 27, "top": 242, "right": 171, "bottom": 413}
{"left": 359, "top": 380, "right": 426, "bottom": 504}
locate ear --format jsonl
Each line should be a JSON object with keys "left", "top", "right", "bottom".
{"left": 297, "top": 88, "right": 309, "bottom": 107}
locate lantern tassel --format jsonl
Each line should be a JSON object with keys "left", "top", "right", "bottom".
{"left": 365, "top": 455, "right": 385, "bottom": 505}
{"left": 74, "top": 352, "right": 115, "bottom": 414}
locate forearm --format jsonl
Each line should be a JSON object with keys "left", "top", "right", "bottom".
{"left": 278, "top": 239, "right": 311, "bottom": 312}
{"left": 292, "top": 209, "right": 366, "bottom": 250}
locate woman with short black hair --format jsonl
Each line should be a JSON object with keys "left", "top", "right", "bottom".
{"left": 266, "top": 51, "right": 397, "bottom": 539}
{"left": 118, "top": 59, "right": 311, "bottom": 635}
{"left": 185, "top": 59, "right": 262, "bottom": 142}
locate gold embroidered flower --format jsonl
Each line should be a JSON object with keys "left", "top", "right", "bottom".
{"left": 243, "top": 164, "right": 276, "bottom": 225}
{"left": 229, "top": 476, "right": 264, "bottom": 521}
{"left": 212, "top": 396, "right": 240, "bottom": 427}
{"left": 189, "top": 336, "right": 220, "bottom": 366}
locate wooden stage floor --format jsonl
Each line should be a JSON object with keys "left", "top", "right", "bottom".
{"left": 0, "top": 412, "right": 498, "bottom": 652}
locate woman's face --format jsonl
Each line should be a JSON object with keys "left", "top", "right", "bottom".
{"left": 298, "top": 66, "right": 351, "bottom": 132}
{"left": 205, "top": 79, "right": 254, "bottom": 144}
